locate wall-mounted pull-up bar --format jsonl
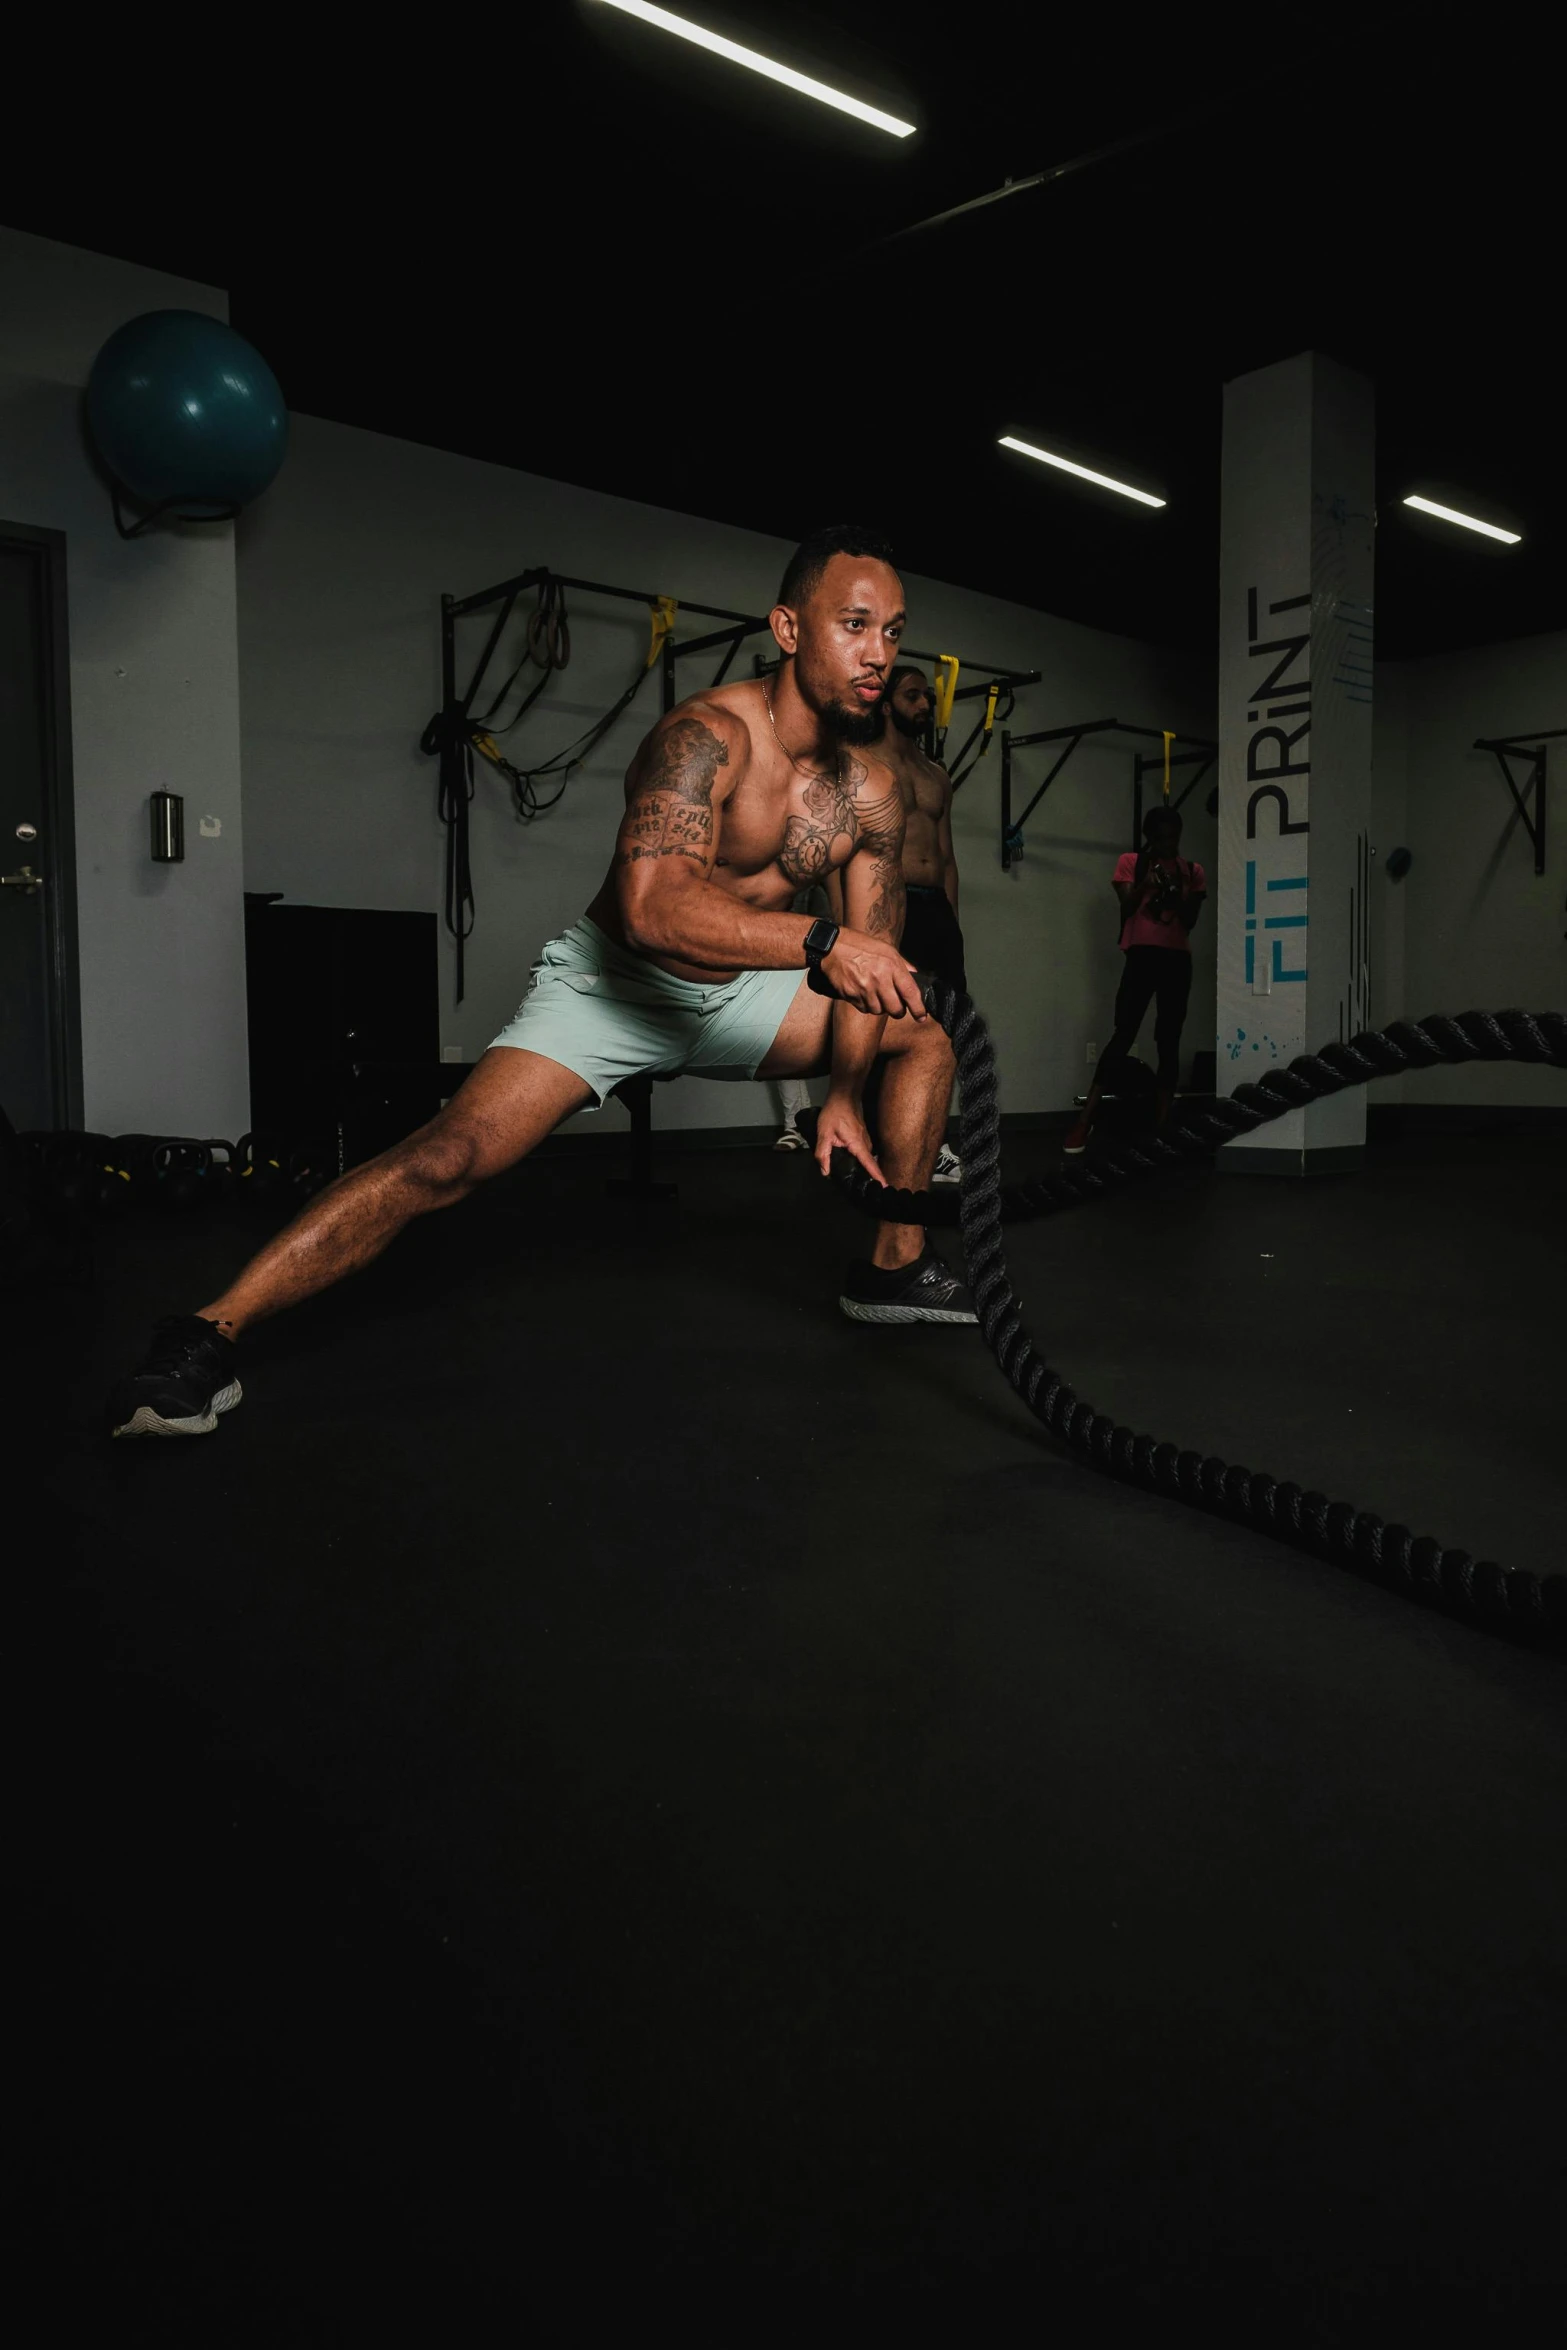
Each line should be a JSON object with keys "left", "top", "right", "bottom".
{"left": 1473, "top": 729, "right": 1561, "bottom": 878}
{"left": 999, "top": 718, "right": 1218, "bottom": 870}
{"left": 448, "top": 566, "right": 1036, "bottom": 716}
{"left": 444, "top": 568, "right": 767, "bottom": 723}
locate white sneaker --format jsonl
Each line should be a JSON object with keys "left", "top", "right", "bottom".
{"left": 932, "top": 1143, "right": 962, "bottom": 1186}
{"left": 773, "top": 1125, "right": 809, "bottom": 1152}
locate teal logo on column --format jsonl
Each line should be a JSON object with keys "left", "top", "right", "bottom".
{"left": 1243, "top": 858, "right": 1308, "bottom": 985}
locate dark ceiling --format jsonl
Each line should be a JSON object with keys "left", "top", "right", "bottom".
{"left": 5, "top": 5, "right": 1563, "bottom": 660}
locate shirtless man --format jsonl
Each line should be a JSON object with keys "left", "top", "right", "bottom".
{"left": 109, "top": 526, "right": 975, "bottom": 1438}
{"left": 835, "top": 662, "right": 967, "bottom": 1184}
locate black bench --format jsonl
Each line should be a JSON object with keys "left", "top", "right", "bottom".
{"left": 606, "top": 1072, "right": 677, "bottom": 1201}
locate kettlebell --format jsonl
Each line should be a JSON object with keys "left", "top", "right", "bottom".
{"left": 47, "top": 1132, "right": 110, "bottom": 1213}
{"left": 201, "top": 1139, "right": 237, "bottom": 1204}
{"left": 94, "top": 1138, "right": 135, "bottom": 1215}
{"left": 111, "top": 1135, "right": 161, "bottom": 1206}
{"left": 153, "top": 1138, "right": 211, "bottom": 1211}
{"left": 234, "top": 1132, "right": 288, "bottom": 1205}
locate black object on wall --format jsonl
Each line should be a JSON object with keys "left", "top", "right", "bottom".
{"left": 1, "top": 521, "right": 82, "bottom": 1132}
{"left": 244, "top": 898, "right": 439, "bottom": 1175}
{"left": 150, "top": 790, "right": 184, "bottom": 862}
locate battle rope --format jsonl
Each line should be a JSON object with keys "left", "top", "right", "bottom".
{"left": 830, "top": 1006, "right": 1566, "bottom": 1234}
{"left": 832, "top": 992, "right": 1567, "bottom": 1632}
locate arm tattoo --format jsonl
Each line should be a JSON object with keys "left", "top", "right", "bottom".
{"left": 617, "top": 716, "right": 728, "bottom": 866}
{"left": 849, "top": 774, "right": 907, "bottom": 940}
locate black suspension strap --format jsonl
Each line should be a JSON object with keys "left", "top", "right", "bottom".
{"left": 420, "top": 706, "right": 477, "bottom": 1002}
{"left": 421, "top": 578, "right": 643, "bottom": 994}
{"left": 476, "top": 578, "right": 572, "bottom": 736}
{"left": 488, "top": 595, "right": 673, "bottom": 819}
{"left": 831, "top": 991, "right": 1567, "bottom": 1631}
{"left": 422, "top": 583, "right": 545, "bottom": 1004}
{"left": 948, "top": 682, "right": 1014, "bottom": 792}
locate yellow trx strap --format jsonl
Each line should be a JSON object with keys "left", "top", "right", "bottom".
{"left": 646, "top": 596, "right": 678, "bottom": 670}
{"left": 470, "top": 729, "right": 506, "bottom": 770}
{"left": 933, "top": 654, "right": 960, "bottom": 736}
{"left": 1162, "top": 729, "right": 1176, "bottom": 802}
{"left": 980, "top": 681, "right": 1000, "bottom": 755}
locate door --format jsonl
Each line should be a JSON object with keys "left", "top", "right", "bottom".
{"left": 1, "top": 524, "right": 80, "bottom": 1132}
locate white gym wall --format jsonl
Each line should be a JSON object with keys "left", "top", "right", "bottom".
{"left": 0, "top": 227, "right": 250, "bottom": 1139}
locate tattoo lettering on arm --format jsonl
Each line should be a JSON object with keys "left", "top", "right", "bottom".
{"left": 616, "top": 716, "right": 729, "bottom": 867}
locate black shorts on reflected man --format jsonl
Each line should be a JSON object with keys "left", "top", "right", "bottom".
{"left": 902, "top": 884, "right": 967, "bottom": 996}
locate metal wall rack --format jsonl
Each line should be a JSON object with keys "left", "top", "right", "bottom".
{"left": 999, "top": 718, "right": 1217, "bottom": 870}
{"left": 1473, "top": 729, "right": 1561, "bottom": 877}
{"left": 444, "top": 564, "right": 1036, "bottom": 723}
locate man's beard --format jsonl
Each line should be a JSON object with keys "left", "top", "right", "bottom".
{"left": 822, "top": 695, "right": 886, "bottom": 748}
{"left": 887, "top": 702, "right": 925, "bottom": 739}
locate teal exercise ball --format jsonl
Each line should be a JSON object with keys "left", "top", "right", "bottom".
{"left": 87, "top": 310, "right": 287, "bottom": 513}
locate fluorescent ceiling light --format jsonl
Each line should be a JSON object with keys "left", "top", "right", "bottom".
{"left": 998, "top": 434, "right": 1166, "bottom": 508}
{"left": 1401, "top": 494, "right": 1520, "bottom": 544}
{"left": 595, "top": 2, "right": 916, "bottom": 137}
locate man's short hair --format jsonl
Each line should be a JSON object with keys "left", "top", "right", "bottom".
{"left": 1143, "top": 805, "right": 1183, "bottom": 838}
{"left": 887, "top": 662, "right": 929, "bottom": 695}
{"left": 777, "top": 523, "right": 896, "bottom": 610}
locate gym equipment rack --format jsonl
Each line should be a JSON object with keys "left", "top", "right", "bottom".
{"left": 1000, "top": 718, "right": 1217, "bottom": 870}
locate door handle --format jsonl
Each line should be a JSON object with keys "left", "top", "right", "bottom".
{"left": 1, "top": 864, "right": 43, "bottom": 893}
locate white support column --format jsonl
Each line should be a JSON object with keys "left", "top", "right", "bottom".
{"left": 1216, "top": 351, "right": 1375, "bottom": 1174}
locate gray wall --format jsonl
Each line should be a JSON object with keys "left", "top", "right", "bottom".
{"left": 1377, "top": 631, "right": 1563, "bottom": 1105}
{"left": 236, "top": 412, "right": 1216, "bottom": 1132}
{"left": 0, "top": 227, "right": 250, "bottom": 1137}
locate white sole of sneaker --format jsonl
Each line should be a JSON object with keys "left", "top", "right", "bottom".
{"left": 112, "top": 1378, "right": 243, "bottom": 1439}
{"left": 838, "top": 1300, "right": 977, "bottom": 1325}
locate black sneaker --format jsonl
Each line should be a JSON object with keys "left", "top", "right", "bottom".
{"left": 109, "top": 1315, "right": 243, "bottom": 1439}
{"left": 839, "top": 1249, "right": 977, "bottom": 1326}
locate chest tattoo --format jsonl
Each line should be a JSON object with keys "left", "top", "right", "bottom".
{"left": 778, "top": 772, "right": 860, "bottom": 885}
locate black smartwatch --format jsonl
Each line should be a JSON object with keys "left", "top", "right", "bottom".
{"left": 802, "top": 916, "right": 840, "bottom": 970}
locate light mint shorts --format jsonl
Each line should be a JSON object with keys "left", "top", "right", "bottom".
{"left": 489, "top": 918, "right": 808, "bottom": 1107}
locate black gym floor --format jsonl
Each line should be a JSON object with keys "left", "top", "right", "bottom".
{"left": 14, "top": 1126, "right": 1565, "bottom": 2337}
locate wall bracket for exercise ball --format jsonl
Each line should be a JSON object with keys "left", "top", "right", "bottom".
{"left": 86, "top": 310, "right": 288, "bottom": 542}
{"left": 109, "top": 486, "right": 243, "bottom": 542}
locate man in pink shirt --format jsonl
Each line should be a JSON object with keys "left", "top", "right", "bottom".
{"left": 1063, "top": 806, "right": 1206, "bottom": 1154}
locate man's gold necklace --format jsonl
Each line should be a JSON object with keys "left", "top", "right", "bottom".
{"left": 763, "top": 681, "right": 843, "bottom": 788}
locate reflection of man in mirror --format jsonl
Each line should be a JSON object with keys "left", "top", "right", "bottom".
{"left": 833, "top": 664, "right": 965, "bottom": 1185}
